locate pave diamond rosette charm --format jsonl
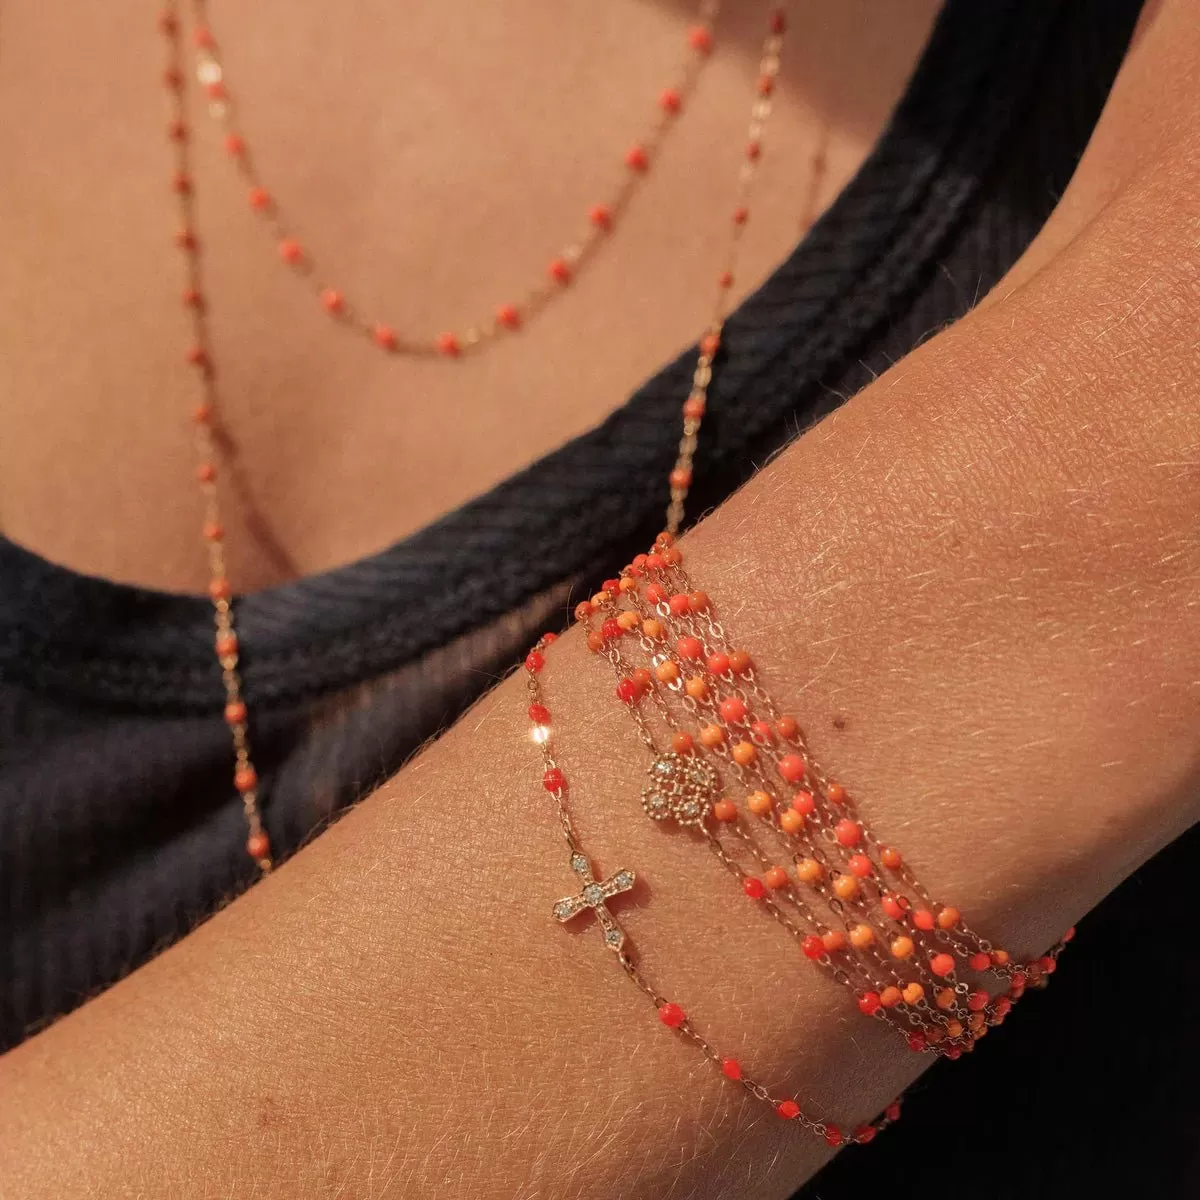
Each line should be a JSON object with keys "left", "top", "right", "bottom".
{"left": 553, "top": 852, "right": 636, "bottom": 952}
{"left": 641, "top": 752, "right": 720, "bottom": 827}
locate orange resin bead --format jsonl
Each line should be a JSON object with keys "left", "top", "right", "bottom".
{"left": 764, "top": 866, "right": 789, "bottom": 890}
{"left": 826, "top": 782, "right": 847, "bottom": 804}
{"left": 672, "top": 731, "right": 694, "bottom": 754}
{"left": 699, "top": 724, "right": 725, "bottom": 748}
{"left": 246, "top": 831, "right": 271, "bottom": 860}
{"left": 849, "top": 923, "right": 875, "bottom": 949}
{"left": 617, "top": 611, "right": 640, "bottom": 631}
{"left": 937, "top": 906, "right": 961, "bottom": 930}
{"left": 685, "top": 677, "right": 709, "bottom": 701}
{"left": 747, "top": 790, "right": 773, "bottom": 815}
{"left": 930, "top": 953, "right": 956, "bottom": 977}
{"left": 945, "top": 1019, "right": 964, "bottom": 1039}
{"left": 778, "top": 808, "right": 804, "bottom": 834}
{"left": 586, "top": 631, "right": 605, "bottom": 652}
{"left": 902, "top": 982, "right": 925, "bottom": 1005}
{"left": 832, "top": 874, "right": 860, "bottom": 901}
{"left": 891, "top": 936, "right": 915, "bottom": 960}
{"left": 822, "top": 930, "right": 847, "bottom": 953}
{"left": 878, "top": 985, "right": 903, "bottom": 1007}
{"left": 656, "top": 660, "right": 680, "bottom": 683}
{"left": 880, "top": 847, "right": 903, "bottom": 870}
{"left": 728, "top": 650, "right": 752, "bottom": 674}
{"left": 936, "top": 988, "right": 956, "bottom": 1010}
{"left": 731, "top": 741, "right": 757, "bottom": 766}
{"left": 712, "top": 799, "right": 738, "bottom": 822}
{"left": 795, "top": 857, "right": 824, "bottom": 884}
{"left": 642, "top": 618, "right": 665, "bottom": 639}
{"left": 776, "top": 715, "right": 799, "bottom": 739}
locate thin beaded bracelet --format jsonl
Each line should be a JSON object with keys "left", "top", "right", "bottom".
{"left": 525, "top": 533, "right": 1073, "bottom": 1141}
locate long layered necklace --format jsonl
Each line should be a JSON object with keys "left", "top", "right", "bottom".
{"left": 157, "top": 2, "right": 788, "bottom": 870}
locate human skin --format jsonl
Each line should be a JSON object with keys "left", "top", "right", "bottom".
{"left": 0, "top": 1, "right": 1198, "bottom": 1198}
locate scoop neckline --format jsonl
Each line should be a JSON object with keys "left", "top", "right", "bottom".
{"left": 0, "top": 0, "right": 1056, "bottom": 711}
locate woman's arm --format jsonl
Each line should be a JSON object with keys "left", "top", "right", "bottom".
{"left": 2, "top": 5, "right": 1197, "bottom": 1197}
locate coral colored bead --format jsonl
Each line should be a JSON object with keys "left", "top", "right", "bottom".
{"left": 968, "top": 1011, "right": 987, "bottom": 1032}
{"left": 223, "top": 132, "right": 245, "bottom": 156}
{"left": 616, "top": 679, "right": 639, "bottom": 704}
{"left": 822, "top": 930, "right": 846, "bottom": 954}
{"left": 907, "top": 1034, "right": 927, "bottom": 1052}
{"left": 777, "top": 754, "right": 806, "bottom": 783}
{"left": 879, "top": 985, "right": 902, "bottom": 1008}
{"left": 778, "top": 808, "right": 803, "bottom": 835}
{"left": 732, "top": 205, "right": 749, "bottom": 225}
{"left": 969, "top": 952, "right": 991, "bottom": 971}
{"left": 750, "top": 720, "right": 774, "bottom": 744}
{"left": 246, "top": 832, "right": 270, "bottom": 860}
{"left": 744, "top": 876, "right": 766, "bottom": 900}
{"left": 801, "top": 934, "right": 824, "bottom": 959}
{"left": 223, "top": 702, "right": 248, "bottom": 728}
{"left": 493, "top": 302, "right": 521, "bottom": 329}
{"left": 590, "top": 592, "right": 608, "bottom": 608}
{"left": 945, "top": 1019, "right": 964, "bottom": 1039}
{"left": 193, "top": 25, "right": 215, "bottom": 48}
{"left": 721, "top": 1057, "right": 742, "bottom": 1080}
{"left": 758, "top": 866, "right": 786, "bottom": 891}
{"left": 930, "top": 953, "right": 956, "bottom": 977}
{"left": 746, "top": 140, "right": 762, "bottom": 160}
{"left": 548, "top": 258, "right": 571, "bottom": 285}
{"left": 542, "top": 768, "right": 565, "bottom": 792}
{"left": 777, "top": 1100, "right": 800, "bottom": 1120}
{"left": 234, "top": 767, "right": 257, "bottom": 793}
{"left": 945, "top": 1047, "right": 963, "bottom": 1060}
{"left": 858, "top": 992, "right": 881, "bottom": 1015}
{"left": 847, "top": 854, "right": 872, "bottom": 878}
{"left": 993, "top": 997, "right": 1013, "bottom": 1018}
{"left": 617, "top": 611, "right": 640, "bottom": 631}
{"left": 771, "top": 8, "right": 787, "bottom": 33}
{"left": 728, "top": 651, "right": 751, "bottom": 674}
{"left": 645, "top": 583, "right": 667, "bottom": 605}
{"left": 658, "top": 1002, "right": 685, "bottom": 1028}
{"left": 824, "top": 1126, "right": 843, "bottom": 1147}
{"left": 209, "top": 578, "right": 232, "bottom": 602}
{"left": 677, "top": 636, "right": 703, "bottom": 660}
{"left": 588, "top": 203, "right": 612, "bottom": 230}
{"left": 700, "top": 332, "right": 720, "bottom": 357}
{"left": 937, "top": 906, "right": 961, "bottom": 930}
{"left": 625, "top": 144, "right": 649, "bottom": 171}
{"left": 826, "top": 782, "right": 847, "bottom": 804}
{"left": 215, "top": 633, "right": 238, "bottom": 657}
{"left": 912, "top": 909, "right": 935, "bottom": 931}
{"left": 685, "top": 677, "right": 709, "bottom": 701}
{"left": 885, "top": 1102, "right": 902, "bottom": 1122}
{"left": 856, "top": 1125, "right": 877, "bottom": 1144}
{"left": 192, "top": 403, "right": 214, "bottom": 426}
{"left": 699, "top": 724, "right": 725, "bottom": 748}
{"left": 1038, "top": 956, "right": 1057, "bottom": 974}
{"left": 206, "top": 81, "right": 228, "bottom": 100}
{"left": 880, "top": 847, "right": 903, "bottom": 870}
{"left": 671, "top": 731, "right": 694, "bottom": 754}
{"left": 645, "top": 552, "right": 666, "bottom": 569}
{"left": 541, "top": 632, "right": 558, "bottom": 645}
{"left": 321, "top": 288, "right": 344, "bottom": 313}
{"left": 669, "top": 467, "right": 692, "bottom": 490}
{"left": 182, "top": 287, "right": 203, "bottom": 308}
{"left": 849, "top": 923, "right": 875, "bottom": 949}
{"left": 879, "top": 894, "right": 904, "bottom": 922}
{"left": 186, "top": 345, "right": 207, "bottom": 367}
{"left": 967, "top": 990, "right": 989, "bottom": 1012}
{"left": 902, "top": 982, "right": 925, "bottom": 1005}
{"left": 717, "top": 270, "right": 733, "bottom": 289}
{"left": 757, "top": 74, "right": 775, "bottom": 96}
{"left": 890, "top": 936, "right": 915, "bottom": 960}
{"left": 601, "top": 619, "right": 621, "bottom": 640}
{"left": 278, "top": 239, "right": 303, "bottom": 264}
{"left": 659, "top": 86, "right": 682, "bottom": 113}
{"left": 776, "top": 715, "right": 798, "bottom": 739}
{"left": 682, "top": 396, "right": 706, "bottom": 420}
{"left": 437, "top": 332, "right": 461, "bottom": 357}
{"left": 1063, "top": 926, "right": 1077, "bottom": 943}
{"left": 655, "top": 660, "right": 679, "bottom": 684}
{"left": 527, "top": 703, "right": 550, "bottom": 724}
{"left": 991, "top": 950, "right": 1011, "bottom": 967}
{"left": 687, "top": 591, "right": 709, "bottom": 612}
{"left": 712, "top": 799, "right": 737, "bottom": 822}
{"left": 586, "top": 631, "right": 605, "bottom": 652}
{"left": 196, "top": 461, "right": 216, "bottom": 483}
{"left": 791, "top": 790, "right": 815, "bottom": 815}
{"left": 834, "top": 818, "right": 861, "bottom": 847}
{"left": 668, "top": 593, "right": 691, "bottom": 616}
{"left": 525, "top": 651, "right": 545, "bottom": 672}
{"left": 688, "top": 25, "right": 714, "bottom": 53}
{"left": 832, "top": 875, "right": 859, "bottom": 901}
{"left": 642, "top": 619, "right": 664, "bottom": 639}
{"left": 795, "top": 858, "right": 823, "bottom": 884}
{"left": 706, "top": 652, "right": 730, "bottom": 675}
{"left": 935, "top": 988, "right": 956, "bottom": 1010}
{"left": 731, "top": 741, "right": 756, "bottom": 766}
{"left": 373, "top": 324, "right": 398, "bottom": 350}
{"left": 718, "top": 697, "right": 746, "bottom": 723}
{"left": 631, "top": 668, "right": 652, "bottom": 691}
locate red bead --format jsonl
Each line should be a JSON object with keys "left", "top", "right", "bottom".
{"left": 234, "top": 766, "right": 258, "bottom": 793}
{"left": 193, "top": 25, "right": 215, "bottom": 48}
{"left": 602, "top": 578, "right": 622, "bottom": 596}
{"left": 699, "top": 332, "right": 721, "bottom": 359}
{"left": 588, "top": 203, "right": 612, "bottom": 231}
{"left": 624, "top": 144, "right": 649, "bottom": 172}
{"left": 771, "top": 8, "right": 787, "bottom": 34}
{"left": 321, "top": 289, "right": 344, "bottom": 313}
{"left": 968, "top": 952, "right": 991, "bottom": 972}
{"left": 645, "top": 583, "right": 667, "bottom": 605}
{"left": 436, "top": 332, "right": 461, "bottom": 357}
{"left": 574, "top": 601, "right": 594, "bottom": 621}
{"left": 601, "top": 618, "right": 621, "bottom": 640}
{"left": 205, "top": 81, "right": 228, "bottom": 101}
{"left": 718, "top": 697, "right": 746, "bottom": 724}
{"left": 721, "top": 1057, "right": 742, "bottom": 1080}
{"left": 1038, "top": 955, "right": 1057, "bottom": 974}
{"left": 881, "top": 893, "right": 905, "bottom": 921}
{"left": 930, "top": 953, "right": 956, "bottom": 977}
{"left": 246, "top": 832, "right": 271, "bottom": 860}
{"left": 855, "top": 1125, "right": 877, "bottom": 1145}
{"left": 659, "top": 87, "right": 682, "bottom": 114}
{"left": 907, "top": 1033, "right": 926, "bottom": 1052}
{"left": 834, "top": 818, "right": 861, "bottom": 848}
{"left": 687, "top": 25, "right": 713, "bottom": 54}
{"left": 885, "top": 1102, "right": 902, "bottom": 1122}
{"left": 495, "top": 303, "right": 521, "bottom": 329}
{"left": 749, "top": 721, "right": 773, "bottom": 745}
{"left": 202, "top": 520, "right": 223, "bottom": 540}
{"left": 527, "top": 703, "right": 550, "bottom": 724}
{"left": 717, "top": 270, "right": 733, "bottom": 289}
{"left": 542, "top": 767, "right": 564, "bottom": 792}
{"left": 801, "top": 934, "right": 824, "bottom": 960}
{"left": 776, "top": 1099, "right": 800, "bottom": 1120}
{"left": 993, "top": 996, "right": 1013, "bottom": 1018}
{"left": 776, "top": 715, "right": 798, "bottom": 739}
{"left": 658, "top": 1002, "right": 685, "bottom": 1028}
{"left": 668, "top": 593, "right": 690, "bottom": 616}
{"left": 616, "top": 678, "right": 640, "bottom": 704}
{"left": 945, "top": 1047, "right": 963, "bottom": 1060}
{"left": 224, "top": 701, "right": 247, "bottom": 726}
{"left": 791, "top": 790, "right": 815, "bottom": 815}
{"left": 687, "top": 590, "right": 709, "bottom": 612}
{"left": 548, "top": 258, "right": 571, "bottom": 285}
{"left": 706, "top": 652, "right": 730, "bottom": 675}
{"left": 644, "top": 553, "right": 665, "bottom": 570}
{"left": 373, "top": 324, "right": 398, "bottom": 350}
{"left": 777, "top": 754, "right": 806, "bottom": 783}
{"left": 682, "top": 396, "right": 706, "bottom": 420}
{"left": 824, "top": 1126, "right": 843, "bottom": 1147}
{"left": 912, "top": 909, "right": 936, "bottom": 931}
{"left": 857, "top": 991, "right": 881, "bottom": 1015}
{"left": 967, "top": 990, "right": 989, "bottom": 1012}
{"left": 223, "top": 132, "right": 246, "bottom": 157}
{"left": 525, "top": 651, "right": 545, "bottom": 672}
{"left": 195, "top": 462, "right": 216, "bottom": 483}
{"left": 743, "top": 877, "right": 766, "bottom": 900}
{"left": 1011, "top": 971, "right": 1028, "bottom": 989}
{"left": 278, "top": 239, "right": 303, "bottom": 265}
{"left": 247, "top": 186, "right": 271, "bottom": 211}
{"left": 847, "top": 854, "right": 872, "bottom": 878}
{"left": 1063, "top": 925, "right": 1077, "bottom": 943}
{"left": 541, "top": 632, "right": 558, "bottom": 645}
{"left": 676, "top": 636, "right": 703, "bottom": 660}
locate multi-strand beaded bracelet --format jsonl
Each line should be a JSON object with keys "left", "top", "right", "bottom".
{"left": 524, "top": 532, "right": 1074, "bottom": 1146}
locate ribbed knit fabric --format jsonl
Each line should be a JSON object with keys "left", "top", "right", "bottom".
{"left": 5, "top": 2, "right": 1191, "bottom": 1194}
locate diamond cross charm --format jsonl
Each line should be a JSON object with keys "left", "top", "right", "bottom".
{"left": 552, "top": 853, "right": 635, "bottom": 953}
